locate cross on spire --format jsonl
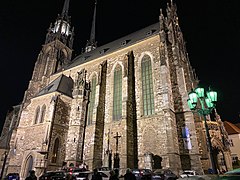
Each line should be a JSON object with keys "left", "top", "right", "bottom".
{"left": 113, "top": 132, "right": 121, "bottom": 153}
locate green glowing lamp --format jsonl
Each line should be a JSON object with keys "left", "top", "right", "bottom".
{"left": 187, "top": 99, "right": 196, "bottom": 110}
{"left": 195, "top": 87, "right": 205, "bottom": 98}
{"left": 205, "top": 98, "right": 214, "bottom": 108}
{"left": 188, "top": 91, "right": 198, "bottom": 104}
{"left": 207, "top": 89, "right": 217, "bottom": 103}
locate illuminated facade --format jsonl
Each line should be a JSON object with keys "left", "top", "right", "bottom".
{"left": 0, "top": 0, "right": 232, "bottom": 179}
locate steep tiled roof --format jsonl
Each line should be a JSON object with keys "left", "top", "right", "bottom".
{"left": 223, "top": 121, "right": 240, "bottom": 135}
{"left": 65, "top": 22, "right": 160, "bottom": 69}
{"left": 36, "top": 74, "right": 73, "bottom": 98}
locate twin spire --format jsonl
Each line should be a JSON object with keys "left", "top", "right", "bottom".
{"left": 46, "top": 0, "right": 97, "bottom": 53}
{"left": 49, "top": 0, "right": 177, "bottom": 54}
{"left": 60, "top": 0, "right": 98, "bottom": 53}
{"left": 61, "top": 0, "right": 70, "bottom": 20}
{"left": 85, "top": 0, "right": 97, "bottom": 53}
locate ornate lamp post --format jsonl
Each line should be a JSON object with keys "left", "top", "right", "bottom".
{"left": 187, "top": 87, "right": 218, "bottom": 174}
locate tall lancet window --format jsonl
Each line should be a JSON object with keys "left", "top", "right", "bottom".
{"left": 39, "top": 105, "right": 46, "bottom": 123}
{"left": 87, "top": 75, "right": 97, "bottom": 125}
{"left": 51, "top": 138, "right": 59, "bottom": 163}
{"left": 113, "top": 65, "right": 122, "bottom": 121}
{"left": 34, "top": 106, "right": 40, "bottom": 124}
{"left": 141, "top": 55, "right": 155, "bottom": 115}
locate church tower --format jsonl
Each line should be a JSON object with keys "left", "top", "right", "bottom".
{"left": 23, "top": 0, "right": 74, "bottom": 108}
{"left": 5, "top": 0, "right": 75, "bottom": 177}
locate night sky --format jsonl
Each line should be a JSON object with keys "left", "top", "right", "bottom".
{"left": 0, "top": 0, "right": 240, "bottom": 132}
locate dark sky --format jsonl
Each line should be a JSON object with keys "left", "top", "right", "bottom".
{"left": 0, "top": 0, "right": 240, "bottom": 131}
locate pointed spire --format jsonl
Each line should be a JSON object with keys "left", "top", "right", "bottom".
{"left": 45, "top": 0, "right": 74, "bottom": 47}
{"left": 61, "top": 0, "right": 70, "bottom": 19}
{"left": 85, "top": 0, "right": 97, "bottom": 53}
{"left": 90, "top": 0, "right": 97, "bottom": 45}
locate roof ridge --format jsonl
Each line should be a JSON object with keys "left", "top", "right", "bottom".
{"left": 224, "top": 121, "right": 240, "bottom": 134}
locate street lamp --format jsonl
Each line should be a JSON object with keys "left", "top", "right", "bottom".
{"left": 187, "top": 86, "right": 218, "bottom": 174}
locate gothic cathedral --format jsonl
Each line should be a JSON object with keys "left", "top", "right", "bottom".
{"left": 0, "top": 0, "right": 232, "bottom": 179}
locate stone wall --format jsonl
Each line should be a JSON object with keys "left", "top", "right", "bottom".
{"left": 7, "top": 93, "right": 72, "bottom": 178}
{"left": 6, "top": 34, "right": 205, "bottom": 175}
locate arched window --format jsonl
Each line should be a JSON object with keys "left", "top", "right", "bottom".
{"left": 87, "top": 75, "right": 97, "bottom": 125}
{"left": 51, "top": 138, "right": 59, "bottom": 163}
{"left": 112, "top": 65, "right": 122, "bottom": 121}
{"left": 39, "top": 105, "right": 46, "bottom": 123}
{"left": 141, "top": 55, "right": 155, "bottom": 115}
{"left": 34, "top": 106, "right": 40, "bottom": 124}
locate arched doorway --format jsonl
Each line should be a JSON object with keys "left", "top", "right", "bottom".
{"left": 153, "top": 155, "right": 162, "bottom": 169}
{"left": 51, "top": 138, "right": 60, "bottom": 163}
{"left": 23, "top": 155, "right": 34, "bottom": 178}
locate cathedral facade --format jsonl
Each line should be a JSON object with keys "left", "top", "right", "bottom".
{"left": 0, "top": 0, "right": 232, "bottom": 179}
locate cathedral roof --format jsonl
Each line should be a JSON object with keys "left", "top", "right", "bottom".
{"left": 66, "top": 22, "right": 160, "bottom": 69}
{"left": 235, "top": 123, "right": 240, "bottom": 129}
{"left": 223, "top": 121, "right": 240, "bottom": 135}
{"left": 36, "top": 74, "right": 73, "bottom": 98}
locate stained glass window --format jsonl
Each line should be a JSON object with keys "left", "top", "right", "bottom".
{"left": 87, "top": 75, "right": 97, "bottom": 125}
{"left": 141, "top": 55, "right": 155, "bottom": 115}
{"left": 113, "top": 65, "right": 122, "bottom": 121}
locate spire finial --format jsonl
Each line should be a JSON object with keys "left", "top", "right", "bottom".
{"left": 62, "top": 0, "right": 70, "bottom": 18}
{"left": 85, "top": 0, "right": 97, "bottom": 52}
{"left": 90, "top": 0, "right": 97, "bottom": 44}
